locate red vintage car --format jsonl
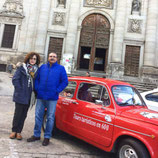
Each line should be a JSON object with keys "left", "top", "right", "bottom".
{"left": 53, "top": 76, "right": 158, "bottom": 158}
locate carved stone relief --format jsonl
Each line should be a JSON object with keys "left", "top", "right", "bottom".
{"left": 84, "top": 0, "right": 113, "bottom": 9}
{"left": 0, "top": 0, "right": 24, "bottom": 18}
{"left": 128, "top": 19, "right": 142, "bottom": 34}
{"left": 52, "top": 12, "right": 65, "bottom": 26}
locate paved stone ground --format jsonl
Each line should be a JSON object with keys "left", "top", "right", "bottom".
{"left": 0, "top": 72, "right": 115, "bottom": 158}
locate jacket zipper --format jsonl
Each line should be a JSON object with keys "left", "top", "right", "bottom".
{"left": 45, "top": 66, "right": 51, "bottom": 92}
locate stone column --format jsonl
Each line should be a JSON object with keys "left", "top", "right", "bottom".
{"left": 65, "top": 0, "right": 81, "bottom": 55}
{"left": 19, "top": 0, "right": 39, "bottom": 52}
{"left": 107, "top": 0, "right": 127, "bottom": 78}
{"left": 111, "top": 0, "right": 127, "bottom": 63}
{"left": 141, "top": 0, "right": 158, "bottom": 82}
{"left": 34, "top": 0, "right": 51, "bottom": 56}
{"left": 156, "top": 18, "right": 158, "bottom": 67}
{"left": 144, "top": 0, "right": 158, "bottom": 67}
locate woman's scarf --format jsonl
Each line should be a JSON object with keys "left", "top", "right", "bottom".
{"left": 23, "top": 63, "right": 38, "bottom": 88}
{"left": 26, "top": 63, "right": 38, "bottom": 78}
{"left": 22, "top": 63, "right": 38, "bottom": 108}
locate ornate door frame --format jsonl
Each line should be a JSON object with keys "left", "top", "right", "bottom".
{"left": 77, "top": 13, "right": 111, "bottom": 72}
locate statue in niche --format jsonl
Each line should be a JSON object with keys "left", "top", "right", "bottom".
{"left": 132, "top": 0, "right": 141, "bottom": 13}
{"left": 58, "top": 0, "right": 65, "bottom": 7}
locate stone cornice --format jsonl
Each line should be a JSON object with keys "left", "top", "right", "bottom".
{"left": 47, "top": 29, "right": 67, "bottom": 35}
{"left": 0, "top": 16, "right": 23, "bottom": 24}
{"left": 124, "top": 38, "right": 144, "bottom": 45}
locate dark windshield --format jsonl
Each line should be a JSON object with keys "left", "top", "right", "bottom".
{"left": 112, "top": 85, "right": 144, "bottom": 106}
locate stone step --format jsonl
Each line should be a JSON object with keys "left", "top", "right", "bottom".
{"left": 68, "top": 71, "right": 157, "bottom": 93}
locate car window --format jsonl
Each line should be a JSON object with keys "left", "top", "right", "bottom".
{"left": 145, "top": 92, "right": 158, "bottom": 103}
{"left": 97, "top": 87, "right": 110, "bottom": 106}
{"left": 77, "top": 83, "right": 110, "bottom": 106}
{"left": 60, "top": 81, "right": 76, "bottom": 98}
{"left": 112, "top": 85, "right": 144, "bottom": 106}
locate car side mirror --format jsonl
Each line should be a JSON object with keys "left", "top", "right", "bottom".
{"left": 95, "top": 100, "right": 103, "bottom": 105}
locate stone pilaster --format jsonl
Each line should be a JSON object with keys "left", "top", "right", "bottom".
{"left": 111, "top": 0, "right": 127, "bottom": 63}
{"left": 65, "top": 0, "right": 80, "bottom": 55}
{"left": 144, "top": 0, "right": 158, "bottom": 67}
{"left": 141, "top": 0, "right": 158, "bottom": 80}
{"left": 18, "top": 0, "right": 39, "bottom": 53}
{"left": 34, "top": 0, "right": 51, "bottom": 55}
{"left": 108, "top": 0, "right": 127, "bottom": 77}
{"left": 156, "top": 17, "right": 158, "bottom": 67}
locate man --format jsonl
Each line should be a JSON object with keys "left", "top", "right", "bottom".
{"left": 27, "top": 52, "right": 68, "bottom": 146}
{"left": 85, "top": 71, "right": 90, "bottom": 77}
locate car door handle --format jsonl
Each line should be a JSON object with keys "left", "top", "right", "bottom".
{"left": 72, "top": 101, "right": 79, "bottom": 104}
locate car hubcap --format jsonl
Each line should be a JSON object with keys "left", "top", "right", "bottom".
{"left": 120, "top": 145, "right": 138, "bottom": 158}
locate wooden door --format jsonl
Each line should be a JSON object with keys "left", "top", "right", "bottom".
{"left": 78, "top": 14, "right": 110, "bottom": 72}
{"left": 48, "top": 37, "right": 63, "bottom": 63}
{"left": 124, "top": 45, "right": 140, "bottom": 77}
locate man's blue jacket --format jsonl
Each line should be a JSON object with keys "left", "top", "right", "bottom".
{"left": 35, "top": 62, "right": 68, "bottom": 100}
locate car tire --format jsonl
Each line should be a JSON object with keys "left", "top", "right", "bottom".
{"left": 52, "top": 120, "right": 58, "bottom": 137}
{"left": 117, "top": 138, "right": 150, "bottom": 158}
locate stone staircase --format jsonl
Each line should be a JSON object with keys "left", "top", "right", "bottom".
{"left": 120, "top": 80, "right": 157, "bottom": 93}
{"left": 68, "top": 70, "right": 158, "bottom": 93}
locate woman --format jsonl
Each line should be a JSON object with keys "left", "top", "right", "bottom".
{"left": 9, "top": 52, "right": 40, "bottom": 140}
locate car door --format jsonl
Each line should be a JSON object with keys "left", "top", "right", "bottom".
{"left": 56, "top": 80, "right": 78, "bottom": 132}
{"left": 72, "top": 82, "right": 115, "bottom": 147}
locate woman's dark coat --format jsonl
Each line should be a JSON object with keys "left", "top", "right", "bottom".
{"left": 12, "top": 64, "right": 32, "bottom": 105}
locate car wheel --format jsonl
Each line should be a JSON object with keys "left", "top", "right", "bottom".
{"left": 117, "top": 138, "right": 150, "bottom": 158}
{"left": 52, "top": 120, "right": 58, "bottom": 137}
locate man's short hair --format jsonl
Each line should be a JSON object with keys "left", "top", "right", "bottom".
{"left": 48, "top": 52, "right": 57, "bottom": 58}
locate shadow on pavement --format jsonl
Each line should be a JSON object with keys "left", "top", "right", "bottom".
{"left": 53, "top": 130, "right": 116, "bottom": 158}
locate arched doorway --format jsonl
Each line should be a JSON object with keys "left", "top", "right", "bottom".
{"left": 77, "top": 14, "right": 110, "bottom": 72}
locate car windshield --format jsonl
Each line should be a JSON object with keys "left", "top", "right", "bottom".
{"left": 112, "top": 85, "right": 144, "bottom": 106}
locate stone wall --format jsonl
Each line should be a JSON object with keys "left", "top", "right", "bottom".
{"left": 0, "top": 0, "right": 157, "bottom": 84}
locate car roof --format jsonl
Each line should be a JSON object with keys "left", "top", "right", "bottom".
{"left": 68, "top": 76, "right": 133, "bottom": 87}
{"left": 141, "top": 88, "right": 158, "bottom": 95}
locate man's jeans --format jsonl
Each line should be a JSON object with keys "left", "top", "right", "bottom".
{"left": 34, "top": 99, "right": 57, "bottom": 138}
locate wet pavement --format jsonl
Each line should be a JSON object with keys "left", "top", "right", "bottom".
{"left": 0, "top": 72, "right": 115, "bottom": 158}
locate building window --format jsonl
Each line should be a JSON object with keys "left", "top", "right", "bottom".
{"left": 1, "top": 24, "right": 16, "bottom": 48}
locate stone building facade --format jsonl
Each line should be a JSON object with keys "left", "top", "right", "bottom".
{"left": 0, "top": 0, "right": 158, "bottom": 82}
